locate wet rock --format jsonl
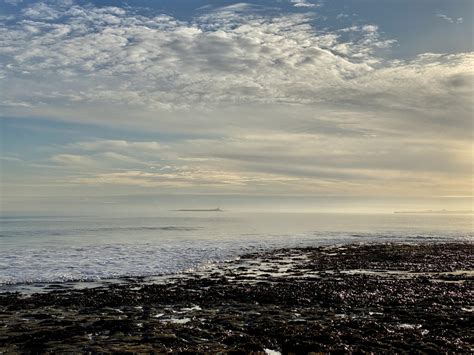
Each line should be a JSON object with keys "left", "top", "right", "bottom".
{"left": 0, "top": 242, "right": 472, "bottom": 352}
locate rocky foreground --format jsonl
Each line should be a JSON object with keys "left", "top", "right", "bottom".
{"left": 0, "top": 243, "right": 473, "bottom": 353}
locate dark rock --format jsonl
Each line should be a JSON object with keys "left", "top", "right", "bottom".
{"left": 0, "top": 242, "right": 472, "bottom": 352}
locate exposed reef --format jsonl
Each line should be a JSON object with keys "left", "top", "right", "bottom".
{"left": 0, "top": 243, "right": 472, "bottom": 353}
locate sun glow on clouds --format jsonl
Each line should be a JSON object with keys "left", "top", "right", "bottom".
{"left": 0, "top": 0, "right": 473, "bottom": 210}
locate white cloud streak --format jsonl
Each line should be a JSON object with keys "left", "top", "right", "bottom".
{"left": 436, "top": 13, "right": 463, "bottom": 24}
{"left": 290, "top": 0, "right": 319, "bottom": 8}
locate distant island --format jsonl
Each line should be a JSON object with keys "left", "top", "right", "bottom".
{"left": 394, "top": 209, "right": 473, "bottom": 214}
{"left": 174, "top": 208, "right": 223, "bottom": 212}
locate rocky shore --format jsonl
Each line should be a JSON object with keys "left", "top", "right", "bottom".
{"left": 0, "top": 243, "right": 473, "bottom": 353}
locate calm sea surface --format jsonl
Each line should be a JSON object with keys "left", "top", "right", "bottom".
{"left": 0, "top": 212, "right": 472, "bottom": 286}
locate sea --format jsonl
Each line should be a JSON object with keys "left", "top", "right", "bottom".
{"left": 0, "top": 212, "right": 472, "bottom": 292}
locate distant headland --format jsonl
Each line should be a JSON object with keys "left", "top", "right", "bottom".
{"left": 174, "top": 208, "right": 223, "bottom": 212}
{"left": 394, "top": 209, "right": 473, "bottom": 214}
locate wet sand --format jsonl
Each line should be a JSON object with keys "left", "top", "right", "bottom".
{"left": 0, "top": 243, "right": 473, "bottom": 353}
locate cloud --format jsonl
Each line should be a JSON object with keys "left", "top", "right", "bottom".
{"left": 71, "top": 168, "right": 299, "bottom": 189}
{"left": 50, "top": 154, "right": 96, "bottom": 166}
{"left": 290, "top": 0, "right": 319, "bottom": 8}
{"left": 336, "top": 13, "right": 350, "bottom": 20}
{"left": 0, "top": 3, "right": 398, "bottom": 111}
{"left": 1, "top": 1, "right": 472, "bottom": 200}
{"left": 3, "top": 0, "right": 23, "bottom": 5}
{"left": 50, "top": 150, "right": 147, "bottom": 169}
{"left": 0, "top": 1, "right": 469, "bottom": 132}
{"left": 0, "top": 156, "right": 22, "bottom": 162}
{"left": 70, "top": 140, "right": 164, "bottom": 152}
{"left": 22, "top": 2, "right": 62, "bottom": 20}
{"left": 43, "top": 133, "right": 472, "bottom": 198}
{"left": 436, "top": 13, "right": 463, "bottom": 24}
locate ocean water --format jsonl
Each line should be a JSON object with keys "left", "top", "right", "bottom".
{"left": 0, "top": 212, "right": 472, "bottom": 288}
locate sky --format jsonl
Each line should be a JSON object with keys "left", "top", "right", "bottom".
{"left": 0, "top": 0, "right": 473, "bottom": 215}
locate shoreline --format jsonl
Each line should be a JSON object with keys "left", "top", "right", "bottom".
{"left": 2, "top": 239, "right": 470, "bottom": 294}
{"left": 0, "top": 242, "right": 472, "bottom": 352}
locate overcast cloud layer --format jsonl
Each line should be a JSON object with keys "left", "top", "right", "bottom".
{"left": 0, "top": 0, "right": 472, "bottom": 212}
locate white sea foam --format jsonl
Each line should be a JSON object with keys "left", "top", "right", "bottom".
{"left": 0, "top": 213, "right": 471, "bottom": 288}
